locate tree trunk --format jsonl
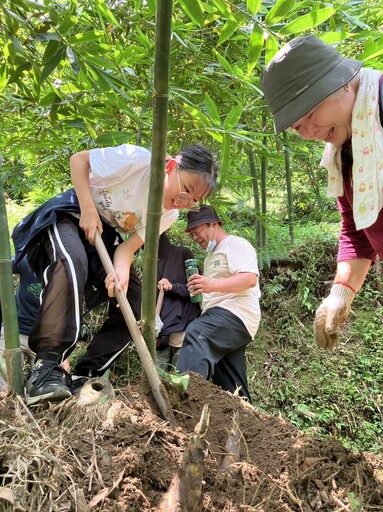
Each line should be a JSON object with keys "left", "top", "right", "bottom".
{"left": 283, "top": 132, "right": 294, "bottom": 243}
{"left": 261, "top": 113, "right": 267, "bottom": 248}
{"left": 0, "top": 152, "right": 23, "bottom": 394}
{"left": 248, "top": 148, "right": 262, "bottom": 252}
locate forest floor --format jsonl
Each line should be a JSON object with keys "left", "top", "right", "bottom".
{"left": 1, "top": 371, "right": 383, "bottom": 512}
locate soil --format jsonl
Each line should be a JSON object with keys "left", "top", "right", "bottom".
{"left": 0, "top": 372, "right": 382, "bottom": 512}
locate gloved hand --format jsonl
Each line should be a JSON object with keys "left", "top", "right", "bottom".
{"left": 155, "top": 315, "right": 164, "bottom": 337}
{"left": 314, "top": 283, "right": 355, "bottom": 349}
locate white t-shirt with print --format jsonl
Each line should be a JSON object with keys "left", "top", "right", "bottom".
{"left": 89, "top": 144, "right": 178, "bottom": 242}
{"left": 202, "top": 235, "right": 261, "bottom": 338}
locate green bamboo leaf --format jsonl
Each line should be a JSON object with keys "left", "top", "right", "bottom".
{"left": 279, "top": 7, "right": 336, "bottom": 35}
{"left": 66, "top": 46, "right": 80, "bottom": 75}
{"left": 30, "top": 32, "right": 62, "bottom": 42}
{"left": 247, "top": 24, "right": 263, "bottom": 75}
{"left": 359, "top": 45, "right": 383, "bottom": 62}
{"left": 10, "top": 35, "right": 26, "bottom": 56}
{"left": 95, "top": 132, "right": 135, "bottom": 146}
{"left": 179, "top": 0, "right": 204, "bottom": 27}
{"left": 58, "top": 14, "right": 78, "bottom": 35}
{"left": 206, "top": 130, "right": 223, "bottom": 143}
{"left": 39, "top": 90, "right": 61, "bottom": 107}
{"left": 40, "top": 45, "right": 66, "bottom": 83}
{"left": 223, "top": 104, "right": 243, "bottom": 131}
{"left": 211, "top": 0, "right": 236, "bottom": 22}
{"left": 2, "top": 4, "right": 25, "bottom": 27}
{"left": 213, "top": 49, "right": 233, "bottom": 74}
{"left": 0, "top": 64, "right": 7, "bottom": 93}
{"left": 8, "top": 61, "right": 32, "bottom": 84}
{"left": 60, "top": 119, "right": 86, "bottom": 129}
{"left": 85, "top": 65, "right": 130, "bottom": 99}
{"left": 49, "top": 7, "right": 59, "bottom": 24}
{"left": 265, "top": 34, "right": 278, "bottom": 66}
{"left": 42, "top": 39, "right": 61, "bottom": 64}
{"left": 218, "top": 19, "right": 241, "bottom": 46}
{"left": 145, "top": 0, "right": 156, "bottom": 12}
{"left": 205, "top": 93, "right": 221, "bottom": 127}
{"left": 3, "top": 41, "right": 13, "bottom": 61}
{"left": 84, "top": 118, "right": 98, "bottom": 138}
{"left": 220, "top": 132, "right": 231, "bottom": 178}
{"left": 341, "top": 10, "right": 371, "bottom": 30}
{"left": 79, "top": 53, "right": 111, "bottom": 67}
{"left": 68, "top": 31, "right": 105, "bottom": 45}
{"left": 320, "top": 32, "right": 350, "bottom": 44}
{"left": 247, "top": 0, "right": 262, "bottom": 16}
{"left": 183, "top": 104, "right": 211, "bottom": 126}
{"left": 265, "top": 0, "right": 296, "bottom": 26}
{"left": 329, "top": 16, "right": 336, "bottom": 32}
{"left": 94, "top": 2, "right": 122, "bottom": 29}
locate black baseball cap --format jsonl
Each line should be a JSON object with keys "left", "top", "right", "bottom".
{"left": 260, "top": 35, "right": 363, "bottom": 134}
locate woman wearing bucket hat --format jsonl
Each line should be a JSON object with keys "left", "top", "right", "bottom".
{"left": 177, "top": 205, "right": 261, "bottom": 402}
{"left": 261, "top": 34, "right": 383, "bottom": 349}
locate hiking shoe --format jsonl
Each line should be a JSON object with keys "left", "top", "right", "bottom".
{"left": 26, "top": 360, "right": 72, "bottom": 406}
{"left": 71, "top": 375, "right": 90, "bottom": 394}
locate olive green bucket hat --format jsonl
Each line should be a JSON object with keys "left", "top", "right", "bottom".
{"left": 260, "top": 35, "right": 363, "bottom": 134}
{"left": 186, "top": 205, "right": 223, "bottom": 231}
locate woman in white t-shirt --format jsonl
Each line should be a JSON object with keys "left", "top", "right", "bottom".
{"left": 11, "top": 143, "right": 217, "bottom": 405}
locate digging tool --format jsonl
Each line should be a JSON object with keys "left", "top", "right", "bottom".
{"left": 155, "top": 289, "right": 165, "bottom": 336}
{"left": 94, "top": 230, "right": 175, "bottom": 424}
{"left": 156, "top": 289, "right": 165, "bottom": 316}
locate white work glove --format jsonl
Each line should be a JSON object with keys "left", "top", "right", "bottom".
{"left": 314, "top": 283, "right": 355, "bottom": 349}
{"left": 155, "top": 315, "right": 164, "bottom": 337}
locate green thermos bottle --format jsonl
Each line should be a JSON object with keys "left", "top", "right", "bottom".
{"left": 185, "top": 259, "right": 203, "bottom": 303}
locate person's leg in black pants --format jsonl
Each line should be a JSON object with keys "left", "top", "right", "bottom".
{"left": 73, "top": 266, "right": 142, "bottom": 378}
{"left": 177, "top": 306, "right": 252, "bottom": 401}
{"left": 26, "top": 217, "right": 88, "bottom": 404}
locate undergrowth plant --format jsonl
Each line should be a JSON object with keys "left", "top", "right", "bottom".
{"left": 250, "top": 234, "right": 383, "bottom": 452}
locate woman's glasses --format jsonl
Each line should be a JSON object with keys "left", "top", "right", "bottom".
{"left": 174, "top": 169, "right": 200, "bottom": 211}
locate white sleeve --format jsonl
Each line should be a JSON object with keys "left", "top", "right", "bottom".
{"left": 89, "top": 144, "right": 151, "bottom": 181}
{"left": 227, "top": 237, "right": 259, "bottom": 275}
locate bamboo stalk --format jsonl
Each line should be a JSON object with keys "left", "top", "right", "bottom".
{"left": 0, "top": 354, "right": 7, "bottom": 380}
{"left": 141, "top": 0, "right": 174, "bottom": 358}
{"left": 94, "top": 231, "right": 175, "bottom": 425}
{"left": 0, "top": 152, "right": 24, "bottom": 394}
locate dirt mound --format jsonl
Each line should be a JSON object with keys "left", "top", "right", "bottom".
{"left": 0, "top": 372, "right": 382, "bottom": 511}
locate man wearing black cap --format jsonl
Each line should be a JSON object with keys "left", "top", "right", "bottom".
{"left": 261, "top": 35, "right": 383, "bottom": 349}
{"left": 177, "top": 205, "right": 261, "bottom": 402}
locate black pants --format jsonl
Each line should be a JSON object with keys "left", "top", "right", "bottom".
{"left": 176, "top": 306, "right": 252, "bottom": 402}
{"left": 28, "top": 217, "right": 141, "bottom": 375}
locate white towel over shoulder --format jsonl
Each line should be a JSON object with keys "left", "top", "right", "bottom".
{"left": 320, "top": 68, "right": 383, "bottom": 230}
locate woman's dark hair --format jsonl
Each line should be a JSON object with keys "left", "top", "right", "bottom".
{"left": 175, "top": 144, "right": 218, "bottom": 197}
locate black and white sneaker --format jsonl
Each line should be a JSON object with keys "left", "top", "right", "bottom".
{"left": 26, "top": 360, "right": 72, "bottom": 406}
{"left": 71, "top": 375, "right": 90, "bottom": 394}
